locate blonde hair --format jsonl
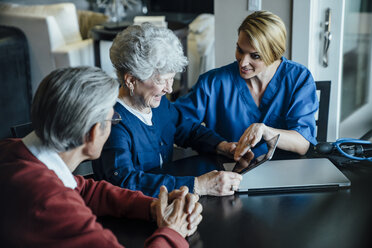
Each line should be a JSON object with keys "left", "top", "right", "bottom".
{"left": 238, "top": 11, "right": 286, "bottom": 65}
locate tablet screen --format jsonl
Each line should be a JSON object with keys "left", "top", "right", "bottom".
{"left": 232, "top": 134, "right": 280, "bottom": 174}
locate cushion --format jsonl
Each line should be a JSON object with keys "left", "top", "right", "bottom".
{"left": 0, "top": 2, "right": 82, "bottom": 44}
{"left": 77, "top": 10, "right": 107, "bottom": 39}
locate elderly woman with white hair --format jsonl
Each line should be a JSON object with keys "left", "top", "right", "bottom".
{"left": 92, "top": 23, "right": 244, "bottom": 197}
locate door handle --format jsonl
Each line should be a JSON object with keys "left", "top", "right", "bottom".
{"left": 322, "top": 8, "right": 332, "bottom": 67}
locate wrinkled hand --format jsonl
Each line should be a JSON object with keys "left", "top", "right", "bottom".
{"left": 151, "top": 186, "right": 192, "bottom": 220}
{"left": 216, "top": 141, "right": 237, "bottom": 158}
{"left": 168, "top": 186, "right": 203, "bottom": 231}
{"left": 234, "top": 123, "right": 266, "bottom": 161}
{"left": 153, "top": 186, "right": 203, "bottom": 237}
{"left": 195, "top": 170, "right": 242, "bottom": 196}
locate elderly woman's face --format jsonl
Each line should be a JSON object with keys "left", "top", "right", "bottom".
{"left": 135, "top": 72, "right": 175, "bottom": 109}
{"left": 235, "top": 32, "right": 267, "bottom": 80}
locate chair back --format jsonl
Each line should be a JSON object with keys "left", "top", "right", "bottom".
{"left": 315, "top": 81, "right": 331, "bottom": 142}
{"left": 0, "top": 26, "right": 32, "bottom": 139}
{"left": 10, "top": 122, "right": 33, "bottom": 138}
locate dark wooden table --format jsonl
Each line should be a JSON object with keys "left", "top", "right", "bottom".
{"left": 98, "top": 154, "right": 372, "bottom": 248}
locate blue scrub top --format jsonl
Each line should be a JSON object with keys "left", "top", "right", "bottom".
{"left": 174, "top": 57, "right": 318, "bottom": 146}
{"left": 92, "top": 96, "right": 224, "bottom": 197}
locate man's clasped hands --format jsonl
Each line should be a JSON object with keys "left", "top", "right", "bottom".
{"left": 151, "top": 186, "right": 203, "bottom": 237}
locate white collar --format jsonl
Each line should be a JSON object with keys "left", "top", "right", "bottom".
{"left": 22, "top": 131, "right": 77, "bottom": 189}
{"left": 117, "top": 98, "right": 153, "bottom": 126}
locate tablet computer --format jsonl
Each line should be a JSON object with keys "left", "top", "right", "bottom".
{"left": 232, "top": 134, "right": 280, "bottom": 175}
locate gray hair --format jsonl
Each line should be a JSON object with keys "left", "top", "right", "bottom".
{"left": 31, "top": 66, "right": 119, "bottom": 152}
{"left": 110, "top": 22, "right": 188, "bottom": 85}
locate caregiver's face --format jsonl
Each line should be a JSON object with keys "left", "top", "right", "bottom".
{"left": 235, "top": 31, "right": 267, "bottom": 80}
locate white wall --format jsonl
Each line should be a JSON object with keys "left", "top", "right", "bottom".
{"left": 214, "top": 0, "right": 292, "bottom": 67}
{"left": 292, "top": 0, "right": 345, "bottom": 141}
{"left": 3, "top": 0, "right": 89, "bottom": 10}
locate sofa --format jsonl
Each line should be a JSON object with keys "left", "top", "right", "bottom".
{"left": 0, "top": 2, "right": 103, "bottom": 95}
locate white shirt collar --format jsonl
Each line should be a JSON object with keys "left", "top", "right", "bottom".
{"left": 117, "top": 98, "right": 153, "bottom": 126}
{"left": 22, "top": 131, "right": 77, "bottom": 189}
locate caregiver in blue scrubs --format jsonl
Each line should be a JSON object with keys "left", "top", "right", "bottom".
{"left": 93, "top": 23, "right": 243, "bottom": 198}
{"left": 175, "top": 11, "right": 319, "bottom": 160}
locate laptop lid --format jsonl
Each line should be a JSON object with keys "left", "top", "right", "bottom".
{"left": 237, "top": 158, "right": 351, "bottom": 194}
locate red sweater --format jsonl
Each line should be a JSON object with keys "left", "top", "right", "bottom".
{"left": 0, "top": 139, "right": 188, "bottom": 248}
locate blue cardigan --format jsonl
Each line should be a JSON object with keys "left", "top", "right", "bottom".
{"left": 92, "top": 96, "right": 224, "bottom": 197}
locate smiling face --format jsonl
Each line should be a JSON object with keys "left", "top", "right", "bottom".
{"left": 134, "top": 72, "right": 175, "bottom": 109}
{"left": 235, "top": 32, "right": 268, "bottom": 80}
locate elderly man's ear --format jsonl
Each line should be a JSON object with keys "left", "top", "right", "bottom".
{"left": 82, "top": 123, "right": 105, "bottom": 159}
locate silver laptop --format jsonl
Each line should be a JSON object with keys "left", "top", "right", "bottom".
{"left": 237, "top": 158, "right": 351, "bottom": 194}
{"left": 224, "top": 134, "right": 351, "bottom": 194}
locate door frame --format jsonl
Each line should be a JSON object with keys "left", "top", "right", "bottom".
{"left": 292, "top": 0, "right": 345, "bottom": 141}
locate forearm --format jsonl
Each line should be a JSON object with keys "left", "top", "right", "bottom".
{"left": 98, "top": 149, "right": 170, "bottom": 197}
{"left": 116, "top": 169, "right": 195, "bottom": 197}
{"left": 75, "top": 176, "right": 154, "bottom": 220}
{"left": 174, "top": 102, "right": 223, "bottom": 154}
{"left": 178, "top": 122, "right": 224, "bottom": 154}
{"left": 145, "top": 227, "right": 188, "bottom": 248}
{"left": 263, "top": 126, "right": 310, "bottom": 155}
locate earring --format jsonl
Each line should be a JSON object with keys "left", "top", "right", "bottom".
{"left": 130, "top": 87, "right": 134, "bottom": 96}
{"left": 126, "top": 83, "right": 134, "bottom": 96}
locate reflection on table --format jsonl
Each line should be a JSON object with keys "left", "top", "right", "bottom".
{"left": 98, "top": 154, "right": 372, "bottom": 248}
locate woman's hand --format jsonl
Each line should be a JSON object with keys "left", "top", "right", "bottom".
{"left": 234, "top": 123, "right": 266, "bottom": 161}
{"left": 234, "top": 123, "right": 310, "bottom": 157}
{"left": 194, "top": 170, "right": 242, "bottom": 196}
{"left": 216, "top": 141, "right": 237, "bottom": 158}
{"left": 152, "top": 186, "right": 203, "bottom": 237}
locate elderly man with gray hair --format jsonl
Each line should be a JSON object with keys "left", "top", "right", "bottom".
{"left": 0, "top": 66, "right": 202, "bottom": 247}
